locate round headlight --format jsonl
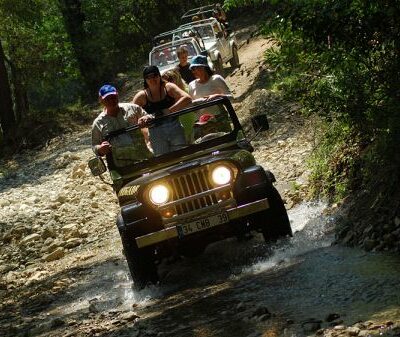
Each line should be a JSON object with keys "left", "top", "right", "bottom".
{"left": 149, "top": 184, "right": 170, "bottom": 205}
{"left": 211, "top": 165, "right": 232, "bottom": 185}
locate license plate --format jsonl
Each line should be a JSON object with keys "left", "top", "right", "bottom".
{"left": 177, "top": 212, "right": 229, "bottom": 238}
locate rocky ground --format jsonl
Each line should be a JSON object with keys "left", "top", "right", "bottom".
{"left": 1, "top": 15, "right": 400, "bottom": 337}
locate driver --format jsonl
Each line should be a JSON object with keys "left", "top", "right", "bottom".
{"left": 91, "top": 84, "right": 153, "bottom": 156}
{"left": 193, "top": 113, "right": 217, "bottom": 140}
{"left": 193, "top": 113, "right": 227, "bottom": 143}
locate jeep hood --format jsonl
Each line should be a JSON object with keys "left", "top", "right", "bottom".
{"left": 125, "top": 148, "right": 255, "bottom": 187}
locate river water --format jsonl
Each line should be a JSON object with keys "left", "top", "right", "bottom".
{"left": 55, "top": 201, "right": 400, "bottom": 337}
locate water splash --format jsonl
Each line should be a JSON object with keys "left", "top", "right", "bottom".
{"left": 240, "top": 200, "right": 332, "bottom": 275}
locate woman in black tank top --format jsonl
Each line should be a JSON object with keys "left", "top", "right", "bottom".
{"left": 132, "top": 65, "right": 192, "bottom": 156}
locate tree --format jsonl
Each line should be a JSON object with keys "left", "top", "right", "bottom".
{"left": 58, "top": 0, "right": 100, "bottom": 100}
{"left": 0, "top": 39, "right": 17, "bottom": 147}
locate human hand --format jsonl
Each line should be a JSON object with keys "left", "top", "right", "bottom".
{"left": 138, "top": 115, "right": 154, "bottom": 127}
{"left": 204, "top": 94, "right": 222, "bottom": 101}
{"left": 98, "top": 141, "right": 111, "bottom": 156}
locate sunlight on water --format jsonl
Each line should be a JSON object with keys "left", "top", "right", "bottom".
{"left": 240, "top": 200, "right": 333, "bottom": 275}
{"left": 289, "top": 200, "right": 328, "bottom": 233}
{"left": 124, "top": 282, "right": 165, "bottom": 306}
{"left": 112, "top": 200, "right": 334, "bottom": 305}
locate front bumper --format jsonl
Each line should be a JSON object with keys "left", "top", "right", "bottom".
{"left": 135, "top": 198, "right": 269, "bottom": 248}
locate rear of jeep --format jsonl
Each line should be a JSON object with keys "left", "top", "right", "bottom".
{"left": 89, "top": 98, "right": 291, "bottom": 289}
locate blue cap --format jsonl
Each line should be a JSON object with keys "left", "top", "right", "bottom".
{"left": 189, "top": 55, "right": 209, "bottom": 69}
{"left": 99, "top": 84, "right": 117, "bottom": 99}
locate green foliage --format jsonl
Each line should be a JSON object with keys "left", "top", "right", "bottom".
{"left": 1, "top": 0, "right": 212, "bottom": 110}
{"left": 227, "top": 0, "right": 400, "bottom": 200}
{"left": 1, "top": 0, "right": 81, "bottom": 108}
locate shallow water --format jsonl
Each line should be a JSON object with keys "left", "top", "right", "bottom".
{"left": 52, "top": 201, "right": 400, "bottom": 336}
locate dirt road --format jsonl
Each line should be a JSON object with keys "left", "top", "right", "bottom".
{"left": 1, "top": 18, "right": 400, "bottom": 337}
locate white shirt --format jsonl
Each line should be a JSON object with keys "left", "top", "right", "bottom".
{"left": 188, "top": 74, "right": 233, "bottom": 100}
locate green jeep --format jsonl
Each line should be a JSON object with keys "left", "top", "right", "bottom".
{"left": 88, "top": 97, "right": 292, "bottom": 289}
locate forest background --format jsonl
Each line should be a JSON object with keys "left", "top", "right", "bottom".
{"left": 1, "top": 0, "right": 399, "bottom": 218}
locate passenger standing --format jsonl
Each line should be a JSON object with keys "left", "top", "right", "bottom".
{"left": 175, "top": 46, "right": 196, "bottom": 85}
{"left": 132, "top": 66, "right": 192, "bottom": 156}
{"left": 92, "top": 84, "right": 151, "bottom": 156}
{"left": 188, "top": 55, "right": 233, "bottom": 102}
{"left": 162, "top": 69, "right": 196, "bottom": 143}
{"left": 188, "top": 55, "right": 233, "bottom": 131}
{"left": 161, "top": 69, "right": 187, "bottom": 91}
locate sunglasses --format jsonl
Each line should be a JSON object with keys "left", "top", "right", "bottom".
{"left": 145, "top": 73, "right": 159, "bottom": 80}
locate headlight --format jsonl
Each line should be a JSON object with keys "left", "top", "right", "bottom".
{"left": 149, "top": 184, "right": 170, "bottom": 205}
{"left": 211, "top": 165, "right": 232, "bottom": 185}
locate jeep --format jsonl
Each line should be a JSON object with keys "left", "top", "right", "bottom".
{"left": 179, "top": 17, "right": 239, "bottom": 74}
{"left": 88, "top": 98, "right": 292, "bottom": 289}
{"left": 180, "top": 3, "right": 227, "bottom": 27}
{"left": 148, "top": 36, "right": 212, "bottom": 74}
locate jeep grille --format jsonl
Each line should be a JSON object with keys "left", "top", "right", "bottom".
{"left": 163, "top": 166, "right": 233, "bottom": 216}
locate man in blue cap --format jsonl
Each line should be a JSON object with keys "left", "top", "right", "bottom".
{"left": 91, "top": 84, "right": 153, "bottom": 156}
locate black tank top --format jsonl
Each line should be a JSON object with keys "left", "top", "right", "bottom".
{"left": 143, "top": 85, "right": 175, "bottom": 118}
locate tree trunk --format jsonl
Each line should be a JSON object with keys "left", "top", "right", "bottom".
{"left": 58, "top": 0, "right": 99, "bottom": 101}
{"left": 7, "top": 60, "right": 29, "bottom": 124}
{"left": 0, "top": 39, "right": 17, "bottom": 148}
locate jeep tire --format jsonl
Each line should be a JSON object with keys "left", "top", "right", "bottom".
{"left": 230, "top": 45, "right": 239, "bottom": 68}
{"left": 119, "top": 228, "right": 158, "bottom": 290}
{"left": 213, "top": 56, "right": 224, "bottom": 75}
{"left": 256, "top": 186, "right": 292, "bottom": 242}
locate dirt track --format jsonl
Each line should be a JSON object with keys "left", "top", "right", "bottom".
{"left": 1, "top": 16, "right": 400, "bottom": 337}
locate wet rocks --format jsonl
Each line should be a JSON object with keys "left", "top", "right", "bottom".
{"left": 302, "top": 319, "right": 323, "bottom": 333}
{"left": 336, "top": 210, "right": 400, "bottom": 254}
{"left": 305, "top": 319, "right": 400, "bottom": 337}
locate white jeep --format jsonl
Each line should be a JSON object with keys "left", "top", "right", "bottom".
{"left": 179, "top": 17, "right": 239, "bottom": 74}
{"left": 148, "top": 36, "right": 213, "bottom": 75}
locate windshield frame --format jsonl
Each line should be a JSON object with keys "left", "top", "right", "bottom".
{"left": 104, "top": 97, "right": 244, "bottom": 173}
{"left": 149, "top": 38, "right": 200, "bottom": 70}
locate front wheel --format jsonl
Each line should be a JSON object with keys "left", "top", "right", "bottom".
{"left": 213, "top": 56, "right": 224, "bottom": 76}
{"left": 119, "top": 224, "right": 158, "bottom": 290}
{"left": 230, "top": 46, "right": 239, "bottom": 68}
{"left": 254, "top": 186, "right": 292, "bottom": 243}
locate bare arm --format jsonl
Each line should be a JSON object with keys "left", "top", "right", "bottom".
{"left": 131, "top": 92, "right": 154, "bottom": 152}
{"left": 91, "top": 122, "right": 111, "bottom": 156}
{"left": 165, "top": 82, "right": 192, "bottom": 113}
{"left": 132, "top": 90, "right": 147, "bottom": 107}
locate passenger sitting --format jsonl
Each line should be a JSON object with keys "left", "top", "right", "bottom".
{"left": 193, "top": 113, "right": 217, "bottom": 140}
{"left": 193, "top": 113, "right": 228, "bottom": 143}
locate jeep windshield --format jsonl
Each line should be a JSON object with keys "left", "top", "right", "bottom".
{"left": 149, "top": 39, "right": 198, "bottom": 72}
{"left": 153, "top": 27, "right": 203, "bottom": 47}
{"left": 192, "top": 24, "right": 215, "bottom": 40}
{"left": 105, "top": 98, "right": 243, "bottom": 171}
{"left": 180, "top": 19, "right": 221, "bottom": 41}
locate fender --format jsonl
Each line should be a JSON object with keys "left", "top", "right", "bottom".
{"left": 117, "top": 202, "right": 163, "bottom": 236}
{"left": 233, "top": 165, "right": 275, "bottom": 205}
{"left": 210, "top": 50, "right": 220, "bottom": 62}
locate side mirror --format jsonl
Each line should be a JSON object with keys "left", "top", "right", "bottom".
{"left": 251, "top": 114, "right": 269, "bottom": 132}
{"left": 88, "top": 157, "right": 106, "bottom": 176}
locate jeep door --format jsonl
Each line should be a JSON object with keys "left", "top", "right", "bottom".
{"left": 212, "top": 22, "right": 231, "bottom": 63}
